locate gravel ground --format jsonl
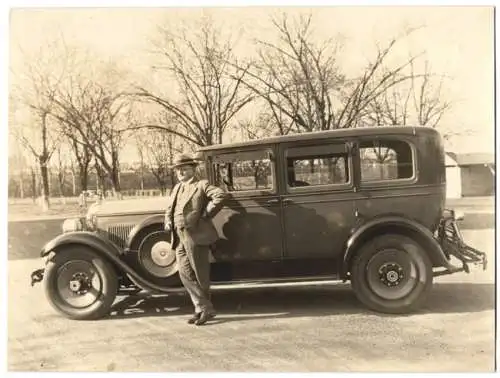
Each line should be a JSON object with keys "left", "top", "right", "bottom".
{"left": 7, "top": 229, "right": 495, "bottom": 372}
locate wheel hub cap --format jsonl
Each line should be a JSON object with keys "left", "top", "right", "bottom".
{"left": 150, "top": 241, "right": 175, "bottom": 267}
{"left": 379, "top": 263, "right": 405, "bottom": 287}
{"left": 68, "top": 272, "right": 92, "bottom": 294}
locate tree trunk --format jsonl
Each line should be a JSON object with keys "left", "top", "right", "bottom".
{"left": 140, "top": 166, "right": 145, "bottom": 191}
{"left": 79, "top": 169, "right": 88, "bottom": 194}
{"left": 110, "top": 167, "right": 122, "bottom": 199}
{"left": 31, "top": 168, "right": 37, "bottom": 203}
{"left": 79, "top": 161, "right": 90, "bottom": 193}
{"left": 309, "top": 159, "right": 315, "bottom": 174}
{"left": 326, "top": 158, "right": 336, "bottom": 183}
{"left": 138, "top": 151, "right": 145, "bottom": 191}
{"left": 95, "top": 160, "right": 106, "bottom": 194}
{"left": 39, "top": 161, "right": 50, "bottom": 212}
{"left": 70, "top": 168, "right": 77, "bottom": 196}
{"left": 58, "top": 172, "right": 66, "bottom": 204}
{"left": 19, "top": 172, "right": 25, "bottom": 199}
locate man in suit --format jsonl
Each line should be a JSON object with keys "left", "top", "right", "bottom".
{"left": 164, "top": 153, "right": 228, "bottom": 326}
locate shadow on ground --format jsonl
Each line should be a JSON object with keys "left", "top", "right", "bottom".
{"left": 107, "top": 282, "right": 495, "bottom": 323}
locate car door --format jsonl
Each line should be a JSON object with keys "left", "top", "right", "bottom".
{"left": 209, "top": 147, "right": 284, "bottom": 263}
{"left": 280, "top": 141, "right": 357, "bottom": 260}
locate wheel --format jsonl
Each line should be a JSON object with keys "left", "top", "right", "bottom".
{"left": 350, "top": 234, "right": 433, "bottom": 314}
{"left": 138, "top": 230, "right": 178, "bottom": 278}
{"left": 43, "top": 246, "right": 118, "bottom": 320}
{"left": 132, "top": 224, "right": 181, "bottom": 287}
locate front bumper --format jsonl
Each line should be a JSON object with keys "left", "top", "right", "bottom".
{"left": 29, "top": 251, "right": 55, "bottom": 287}
{"left": 30, "top": 269, "right": 44, "bottom": 286}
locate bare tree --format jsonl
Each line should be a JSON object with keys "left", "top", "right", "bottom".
{"left": 53, "top": 144, "right": 70, "bottom": 202}
{"left": 9, "top": 38, "right": 71, "bottom": 210}
{"left": 236, "top": 109, "right": 294, "bottom": 142}
{"left": 8, "top": 141, "right": 29, "bottom": 199}
{"left": 131, "top": 16, "right": 254, "bottom": 147}
{"left": 134, "top": 138, "right": 146, "bottom": 191}
{"left": 68, "top": 157, "right": 78, "bottom": 196}
{"left": 51, "top": 75, "right": 131, "bottom": 198}
{"left": 411, "top": 61, "right": 451, "bottom": 128}
{"left": 239, "top": 13, "right": 424, "bottom": 134}
{"left": 134, "top": 127, "right": 181, "bottom": 194}
{"left": 362, "top": 61, "right": 451, "bottom": 167}
{"left": 364, "top": 60, "right": 451, "bottom": 128}
{"left": 67, "top": 135, "right": 93, "bottom": 194}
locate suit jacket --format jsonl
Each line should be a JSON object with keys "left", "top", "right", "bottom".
{"left": 165, "top": 177, "right": 228, "bottom": 246}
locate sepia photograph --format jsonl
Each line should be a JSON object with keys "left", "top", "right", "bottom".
{"left": 6, "top": 3, "right": 496, "bottom": 373}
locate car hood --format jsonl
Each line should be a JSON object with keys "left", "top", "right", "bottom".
{"left": 92, "top": 197, "right": 167, "bottom": 216}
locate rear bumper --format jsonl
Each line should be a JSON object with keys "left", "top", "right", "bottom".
{"left": 434, "top": 209, "right": 488, "bottom": 276}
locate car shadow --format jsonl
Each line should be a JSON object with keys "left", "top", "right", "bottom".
{"left": 106, "top": 282, "right": 495, "bottom": 322}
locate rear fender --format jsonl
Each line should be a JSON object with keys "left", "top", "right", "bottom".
{"left": 342, "top": 216, "right": 453, "bottom": 279}
{"left": 40, "top": 231, "right": 180, "bottom": 295}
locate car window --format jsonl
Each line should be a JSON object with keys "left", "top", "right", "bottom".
{"left": 359, "top": 139, "right": 414, "bottom": 182}
{"left": 212, "top": 150, "right": 273, "bottom": 192}
{"left": 195, "top": 161, "right": 208, "bottom": 181}
{"left": 285, "top": 143, "right": 350, "bottom": 188}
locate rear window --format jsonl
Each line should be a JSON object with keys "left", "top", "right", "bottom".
{"left": 360, "top": 139, "right": 414, "bottom": 182}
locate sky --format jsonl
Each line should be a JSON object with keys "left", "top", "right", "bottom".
{"left": 7, "top": 5, "right": 495, "bottom": 164}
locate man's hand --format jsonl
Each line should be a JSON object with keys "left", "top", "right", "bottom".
{"left": 164, "top": 222, "right": 172, "bottom": 232}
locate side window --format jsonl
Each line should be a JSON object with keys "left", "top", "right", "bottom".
{"left": 360, "top": 139, "right": 414, "bottom": 182}
{"left": 286, "top": 144, "right": 350, "bottom": 189}
{"left": 212, "top": 150, "right": 273, "bottom": 192}
{"left": 195, "top": 161, "right": 208, "bottom": 180}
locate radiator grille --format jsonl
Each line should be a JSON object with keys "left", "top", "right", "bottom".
{"left": 106, "top": 224, "right": 135, "bottom": 249}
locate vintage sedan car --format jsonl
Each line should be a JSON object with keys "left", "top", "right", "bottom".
{"left": 30, "top": 126, "right": 487, "bottom": 320}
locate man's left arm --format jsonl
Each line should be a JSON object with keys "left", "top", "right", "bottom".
{"left": 202, "top": 180, "right": 229, "bottom": 218}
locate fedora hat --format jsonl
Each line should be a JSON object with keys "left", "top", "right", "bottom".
{"left": 171, "top": 153, "right": 199, "bottom": 169}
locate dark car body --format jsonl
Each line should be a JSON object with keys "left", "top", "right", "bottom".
{"left": 31, "top": 126, "right": 486, "bottom": 319}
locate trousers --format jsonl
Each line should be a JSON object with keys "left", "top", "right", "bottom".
{"left": 174, "top": 227, "right": 215, "bottom": 314}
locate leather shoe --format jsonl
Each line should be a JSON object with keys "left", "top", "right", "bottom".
{"left": 195, "top": 311, "right": 216, "bottom": 326}
{"left": 187, "top": 313, "right": 201, "bottom": 324}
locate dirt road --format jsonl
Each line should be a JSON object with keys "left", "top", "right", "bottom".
{"left": 7, "top": 229, "right": 495, "bottom": 372}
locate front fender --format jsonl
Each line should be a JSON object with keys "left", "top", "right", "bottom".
{"left": 40, "top": 231, "right": 181, "bottom": 295}
{"left": 342, "top": 216, "right": 453, "bottom": 278}
{"left": 125, "top": 214, "right": 165, "bottom": 252}
{"left": 41, "top": 231, "right": 123, "bottom": 258}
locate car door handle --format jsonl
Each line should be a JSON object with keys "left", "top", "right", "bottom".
{"left": 266, "top": 199, "right": 279, "bottom": 204}
{"left": 283, "top": 199, "right": 293, "bottom": 204}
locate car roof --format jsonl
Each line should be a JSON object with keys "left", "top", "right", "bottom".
{"left": 198, "top": 126, "right": 439, "bottom": 152}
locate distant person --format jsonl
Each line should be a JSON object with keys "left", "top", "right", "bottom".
{"left": 78, "top": 191, "right": 87, "bottom": 212}
{"left": 164, "top": 153, "right": 228, "bottom": 326}
{"left": 96, "top": 189, "right": 104, "bottom": 204}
